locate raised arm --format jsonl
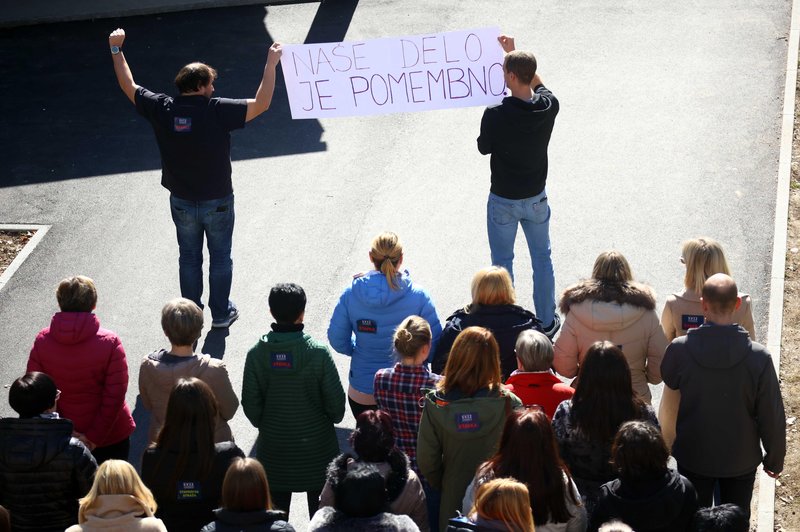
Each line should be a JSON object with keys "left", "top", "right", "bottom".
{"left": 498, "top": 34, "right": 544, "bottom": 89}
{"left": 245, "top": 42, "right": 283, "bottom": 122}
{"left": 109, "top": 28, "right": 137, "bottom": 104}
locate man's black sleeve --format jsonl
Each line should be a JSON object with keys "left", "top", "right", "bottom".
{"left": 661, "top": 342, "right": 682, "bottom": 390}
{"left": 757, "top": 353, "right": 786, "bottom": 473}
{"left": 477, "top": 108, "right": 495, "bottom": 155}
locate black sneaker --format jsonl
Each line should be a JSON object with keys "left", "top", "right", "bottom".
{"left": 542, "top": 314, "right": 561, "bottom": 340}
{"left": 212, "top": 306, "right": 240, "bottom": 329}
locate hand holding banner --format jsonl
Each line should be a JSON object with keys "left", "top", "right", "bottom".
{"left": 281, "top": 27, "right": 506, "bottom": 119}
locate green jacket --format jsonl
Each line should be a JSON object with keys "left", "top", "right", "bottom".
{"left": 417, "top": 387, "right": 521, "bottom": 531}
{"left": 242, "top": 329, "right": 345, "bottom": 491}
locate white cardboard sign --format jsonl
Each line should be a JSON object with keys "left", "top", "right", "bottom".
{"left": 281, "top": 27, "right": 505, "bottom": 119}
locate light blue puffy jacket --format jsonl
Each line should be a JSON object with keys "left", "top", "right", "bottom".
{"left": 327, "top": 270, "right": 441, "bottom": 396}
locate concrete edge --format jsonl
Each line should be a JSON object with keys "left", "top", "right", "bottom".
{"left": 0, "top": 0, "right": 317, "bottom": 29}
{"left": 758, "top": 0, "right": 800, "bottom": 527}
{"left": 0, "top": 225, "right": 51, "bottom": 293}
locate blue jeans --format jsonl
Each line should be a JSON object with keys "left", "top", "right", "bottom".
{"left": 487, "top": 190, "right": 556, "bottom": 326}
{"left": 169, "top": 193, "right": 235, "bottom": 322}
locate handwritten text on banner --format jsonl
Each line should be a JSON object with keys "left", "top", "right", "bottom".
{"left": 281, "top": 27, "right": 505, "bottom": 119}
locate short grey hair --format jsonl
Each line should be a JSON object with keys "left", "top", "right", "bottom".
{"left": 515, "top": 330, "right": 553, "bottom": 371}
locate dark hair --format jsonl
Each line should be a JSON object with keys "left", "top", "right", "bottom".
{"left": 174, "top": 62, "right": 217, "bottom": 93}
{"left": 268, "top": 283, "right": 307, "bottom": 324}
{"left": 351, "top": 410, "right": 395, "bottom": 462}
{"left": 9, "top": 372, "right": 57, "bottom": 418}
{"left": 152, "top": 378, "right": 219, "bottom": 488}
{"left": 339, "top": 410, "right": 409, "bottom": 503}
{"left": 571, "top": 341, "right": 647, "bottom": 441}
{"left": 478, "top": 408, "right": 576, "bottom": 525}
{"left": 333, "top": 462, "right": 388, "bottom": 518}
{"left": 221, "top": 457, "right": 272, "bottom": 512}
{"left": 612, "top": 421, "right": 669, "bottom": 481}
{"left": 691, "top": 504, "right": 748, "bottom": 532}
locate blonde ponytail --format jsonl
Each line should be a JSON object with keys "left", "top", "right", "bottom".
{"left": 370, "top": 232, "right": 403, "bottom": 291}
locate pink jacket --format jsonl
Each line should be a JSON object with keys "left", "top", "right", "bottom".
{"left": 28, "top": 312, "right": 135, "bottom": 447}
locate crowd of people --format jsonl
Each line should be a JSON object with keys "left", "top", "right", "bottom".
{"left": 0, "top": 230, "right": 786, "bottom": 532}
{"left": 0, "top": 23, "right": 784, "bottom": 532}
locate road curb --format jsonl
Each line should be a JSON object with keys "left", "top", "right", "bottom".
{"left": 0, "top": 225, "right": 50, "bottom": 293}
{"left": 759, "top": 0, "right": 800, "bottom": 527}
{"left": 0, "top": 0, "right": 315, "bottom": 28}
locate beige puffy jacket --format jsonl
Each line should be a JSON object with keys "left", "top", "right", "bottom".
{"left": 661, "top": 288, "right": 756, "bottom": 342}
{"left": 138, "top": 351, "right": 239, "bottom": 443}
{"left": 553, "top": 280, "right": 669, "bottom": 403}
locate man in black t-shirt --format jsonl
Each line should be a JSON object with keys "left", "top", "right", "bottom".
{"left": 477, "top": 34, "right": 560, "bottom": 339}
{"left": 108, "top": 28, "right": 282, "bottom": 328}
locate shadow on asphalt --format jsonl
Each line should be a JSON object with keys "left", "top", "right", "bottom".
{"left": 129, "top": 394, "right": 151, "bottom": 471}
{"left": 202, "top": 327, "right": 229, "bottom": 360}
{"left": 0, "top": 0, "right": 360, "bottom": 188}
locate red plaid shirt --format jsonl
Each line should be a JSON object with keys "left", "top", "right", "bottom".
{"left": 374, "top": 363, "right": 442, "bottom": 473}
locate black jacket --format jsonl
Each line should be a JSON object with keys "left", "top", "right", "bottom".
{"left": 477, "top": 87, "right": 559, "bottom": 199}
{"left": 589, "top": 469, "right": 698, "bottom": 532}
{"left": 432, "top": 304, "right": 543, "bottom": 380}
{"left": 201, "top": 509, "right": 295, "bottom": 531}
{"left": 0, "top": 417, "right": 97, "bottom": 532}
{"left": 661, "top": 324, "right": 786, "bottom": 476}
{"left": 142, "top": 441, "right": 245, "bottom": 532}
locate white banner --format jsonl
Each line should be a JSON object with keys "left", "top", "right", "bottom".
{"left": 281, "top": 27, "right": 506, "bottom": 119}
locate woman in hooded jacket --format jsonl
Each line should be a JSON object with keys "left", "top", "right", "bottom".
{"left": 27, "top": 276, "right": 136, "bottom": 463}
{"left": 319, "top": 409, "right": 428, "bottom": 531}
{"left": 431, "top": 266, "right": 543, "bottom": 381}
{"left": 552, "top": 251, "right": 668, "bottom": 403}
{"left": 327, "top": 232, "right": 441, "bottom": 418}
{"left": 417, "top": 327, "right": 522, "bottom": 531}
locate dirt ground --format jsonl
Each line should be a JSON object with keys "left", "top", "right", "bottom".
{"left": 0, "top": 230, "right": 33, "bottom": 276}
{"left": 774, "top": 76, "right": 800, "bottom": 531}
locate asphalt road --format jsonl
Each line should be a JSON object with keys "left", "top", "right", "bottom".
{"left": 0, "top": 0, "right": 791, "bottom": 528}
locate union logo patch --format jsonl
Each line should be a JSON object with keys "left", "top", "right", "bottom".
{"left": 174, "top": 116, "right": 192, "bottom": 132}
{"left": 682, "top": 314, "right": 704, "bottom": 330}
{"left": 455, "top": 412, "right": 480, "bottom": 432}
{"left": 271, "top": 352, "right": 293, "bottom": 369}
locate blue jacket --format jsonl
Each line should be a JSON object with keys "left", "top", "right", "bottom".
{"left": 327, "top": 270, "right": 441, "bottom": 396}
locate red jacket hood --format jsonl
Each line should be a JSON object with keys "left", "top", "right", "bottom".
{"left": 48, "top": 312, "right": 100, "bottom": 345}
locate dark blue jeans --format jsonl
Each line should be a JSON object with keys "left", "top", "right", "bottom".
{"left": 169, "top": 193, "right": 235, "bottom": 322}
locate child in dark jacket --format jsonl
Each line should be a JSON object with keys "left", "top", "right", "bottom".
{"left": 242, "top": 283, "right": 346, "bottom": 520}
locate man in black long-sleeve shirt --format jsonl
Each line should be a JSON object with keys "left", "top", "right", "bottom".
{"left": 477, "top": 35, "right": 560, "bottom": 338}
